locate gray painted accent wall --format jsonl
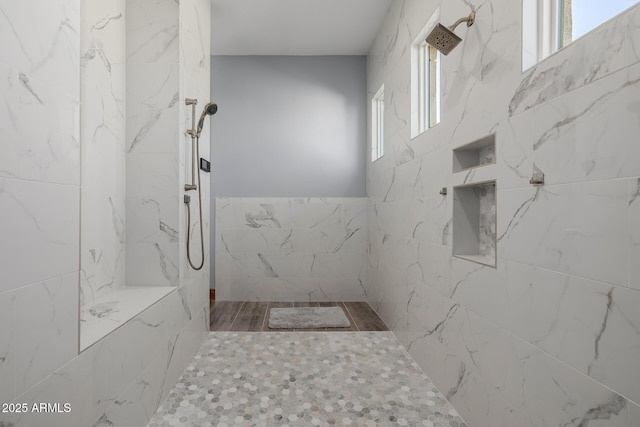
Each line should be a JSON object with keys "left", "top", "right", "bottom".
{"left": 209, "top": 55, "right": 367, "bottom": 197}
{"left": 209, "top": 55, "right": 367, "bottom": 288}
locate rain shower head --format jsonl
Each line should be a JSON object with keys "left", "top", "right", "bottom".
{"left": 196, "top": 102, "right": 218, "bottom": 137}
{"left": 426, "top": 10, "right": 476, "bottom": 55}
{"left": 426, "top": 24, "right": 463, "bottom": 55}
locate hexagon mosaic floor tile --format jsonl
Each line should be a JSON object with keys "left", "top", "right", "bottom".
{"left": 147, "top": 332, "right": 468, "bottom": 427}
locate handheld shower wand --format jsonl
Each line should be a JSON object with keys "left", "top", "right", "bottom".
{"left": 196, "top": 102, "right": 218, "bottom": 138}
{"left": 184, "top": 99, "right": 218, "bottom": 270}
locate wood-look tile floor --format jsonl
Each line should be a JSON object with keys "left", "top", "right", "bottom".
{"left": 209, "top": 301, "right": 389, "bottom": 332}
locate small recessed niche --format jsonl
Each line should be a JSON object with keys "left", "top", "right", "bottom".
{"left": 452, "top": 134, "right": 496, "bottom": 173}
{"left": 453, "top": 181, "right": 496, "bottom": 267}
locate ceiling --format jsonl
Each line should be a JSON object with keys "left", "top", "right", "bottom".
{"left": 210, "top": 0, "right": 393, "bottom": 55}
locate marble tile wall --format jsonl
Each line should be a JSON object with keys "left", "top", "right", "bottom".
{"left": 216, "top": 198, "right": 368, "bottom": 301}
{"left": 366, "top": 1, "right": 640, "bottom": 426}
{"left": 0, "top": 0, "right": 210, "bottom": 425}
{"left": 178, "top": 0, "right": 212, "bottom": 314}
{"left": 80, "top": 0, "right": 126, "bottom": 307}
{"left": 0, "top": 0, "right": 81, "bottom": 413}
{"left": 125, "top": 0, "right": 181, "bottom": 287}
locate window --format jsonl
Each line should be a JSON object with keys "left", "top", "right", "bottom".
{"left": 523, "top": 0, "right": 639, "bottom": 69}
{"left": 371, "top": 85, "right": 384, "bottom": 162}
{"left": 561, "top": 0, "right": 638, "bottom": 44}
{"left": 411, "top": 10, "right": 441, "bottom": 139}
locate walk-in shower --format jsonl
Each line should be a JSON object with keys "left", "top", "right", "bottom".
{"left": 425, "top": 10, "right": 476, "bottom": 55}
{"left": 185, "top": 98, "right": 217, "bottom": 270}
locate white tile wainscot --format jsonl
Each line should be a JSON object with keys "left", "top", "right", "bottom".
{"left": 215, "top": 197, "right": 368, "bottom": 301}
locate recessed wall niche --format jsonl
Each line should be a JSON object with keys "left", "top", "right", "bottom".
{"left": 452, "top": 134, "right": 495, "bottom": 173}
{"left": 452, "top": 181, "right": 496, "bottom": 267}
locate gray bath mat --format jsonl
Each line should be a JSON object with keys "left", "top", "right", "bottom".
{"left": 268, "top": 306, "right": 350, "bottom": 329}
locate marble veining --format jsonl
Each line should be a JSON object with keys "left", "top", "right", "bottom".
{"left": 630, "top": 178, "right": 640, "bottom": 292}
{"left": 367, "top": 0, "right": 640, "bottom": 425}
{"left": 1, "top": 0, "right": 211, "bottom": 424}
{"left": 477, "top": 185, "right": 495, "bottom": 261}
{"left": 509, "top": 6, "right": 631, "bottom": 116}
{"left": 216, "top": 198, "right": 367, "bottom": 301}
{"left": 80, "top": 0, "right": 126, "bottom": 308}
{"left": 80, "top": 286, "right": 176, "bottom": 351}
{"left": 532, "top": 62, "right": 640, "bottom": 185}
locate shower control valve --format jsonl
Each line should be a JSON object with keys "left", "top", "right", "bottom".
{"left": 200, "top": 158, "right": 211, "bottom": 173}
{"left": 529, "top": 171, "right": 545, "bottom": 186}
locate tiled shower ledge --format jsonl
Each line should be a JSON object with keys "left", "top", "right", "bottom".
{"left": 80, "top": 286, "right": 176, "bottom": 350}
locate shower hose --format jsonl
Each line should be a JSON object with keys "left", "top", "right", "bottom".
{"left": 186, "top": 134, "right": 205, "bottom": 271}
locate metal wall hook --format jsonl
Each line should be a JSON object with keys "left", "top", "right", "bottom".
{"left": 439, "top": 187, "right": 448, "bottom": 196}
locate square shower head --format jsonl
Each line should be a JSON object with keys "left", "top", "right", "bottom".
{"left": 425, "top": 23, "right": 462, "bottom": 55}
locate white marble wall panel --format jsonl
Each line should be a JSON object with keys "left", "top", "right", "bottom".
{"left": 126, "top": 153, "right": 180, "bottom": 286}
{"left": 631, "top": 402, "right": 640, "bottom": 427}
{"left": 14, "top": 273, "right": 79, "bottom": 395}
{"left": 127, "top": 63, "right": 179, "bottom": 110}
{"left": 91, "top": 291, "right": 182, "bottom": 419}
{"left": 216, "top": 277, "right": 368, "bottom": 302}
{"left": 495, "top": 112, "right": 534, "bottom": 190}
{"left": 0, "top": 65, "right": 79, "bottom": 185}
{"left": 0, "top": 179, "right": 79, "bottom": 293}
{"left": 17, "top": 76, "right": 79, "bottom": 186}
{"left": 630, "top": 177, "right": 640, "bottom": 291}
{"left": 0, "top": 290, "right": 16, "bottom": 405}
{"left": 80, "top": 0, "right": 125, "bottom": 64}
{"left": 216, "top": 198, "right": 367, "bottom": 301}
{"left": 179, "top": 8, "right": 211, "bottom": 288}
{"left": 532, "top": 62, "right": 640, "bottom": 185}
{"left": 466, "top": 312, "right": 629, "bottom": 427}
{"left": 1, "top": 0, "right": 211, "bottom": 424}
{"left": 478, "top": 185, "right": 496, "bottom": 259}
{"left": 125, "top": 0, "right": 179, "bottom": 64}
{"left": 498, "top": 181, "right": 628, "bottom": 286}
{"left": 125, "top": 0, "right": 182, "bottom": 288}
{"left": 80, "top": 0, "right": 126, "bottom": 307}
{"left": 94, "top": 343, "right": 170, "bottom": 427}
{"left": 178, "top": 0, "right": 210, "bottom": 357}
{"left": 440, "top": 2, "right": 523, "bottom": 143}
{"left": 2, "top": 285, "right": 206, "bottom": 427}
{"left": 629, "top": 7, "right": 640, "bottom": 63}
{"left": 0, "top": 62, "right": 19, "bottom": 178}
{"left": 510, "top": 4, "right": 634, "bottom": 116}
{"left": 126, "top": 101, "right": 179, "bottom": 154}
{"left": 367, "top": 0, "right": 640, "bottom": 424}
{"left": 3, "top": 347, "right": 94, "bottom": 427}
{"left": 451, "top": 257, "right": 640, "bottom": 403}
{"left": 0, "top": 0, "right": 79, "bottom": 97}
{"left": 0, "top": 0, "right": 82, "bottom": 420}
